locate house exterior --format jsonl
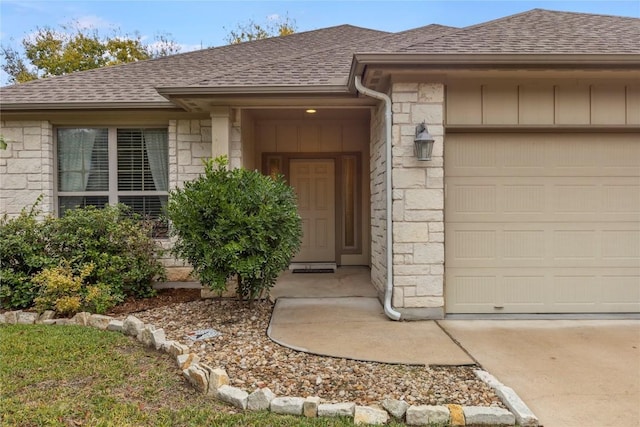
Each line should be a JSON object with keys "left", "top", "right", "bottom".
{"left": 1, "top": 9, "right": 638, "bottom": 318}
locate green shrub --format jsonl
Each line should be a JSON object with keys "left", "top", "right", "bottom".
{"left": 0, "top": 200, "right": 52, "bottom": 309}
{"left": 0, "top": 201, "right": 166, "bottom": 311}
{"left": 44, "top": 204, "right": 166, "bottom": 299}
{"left": 167, "top": 156, "right": 302, "bottom": 303}
{"left": 32, "top": 262, "right": 120, "bottom": 315}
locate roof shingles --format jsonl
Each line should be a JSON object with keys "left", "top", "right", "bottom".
{"left": 400, "top": 9, "right": 640, "bottom": 54}
{"left": 0, "top": 25, "right": 389, "bottom": 106}
{"left": 1, "top": 9, "right": 638, "bottom": 108}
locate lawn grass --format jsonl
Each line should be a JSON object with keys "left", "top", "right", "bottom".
{"left": 0, "top": 324, "right": 406, "bottom": 426}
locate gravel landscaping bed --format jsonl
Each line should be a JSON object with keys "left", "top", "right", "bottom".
{"left": 129, "top": 297, "right": 505, "bottom": 408}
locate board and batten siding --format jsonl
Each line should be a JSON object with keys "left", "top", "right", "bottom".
{"left": 446, "top": 81, "right": 640, "bottom": 126}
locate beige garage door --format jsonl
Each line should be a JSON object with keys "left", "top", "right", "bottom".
{"left": 445, "top": 133, "right": 640, "bottom": 314}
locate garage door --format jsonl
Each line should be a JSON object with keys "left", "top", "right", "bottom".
{"left": 445, "top": 133, "right": 640, "bottom": 314}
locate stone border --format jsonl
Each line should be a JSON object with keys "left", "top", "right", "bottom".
{"left": 1, "top": 310, "right": 538, "bottom": 426}
{"left": 474, "top": 370, "right": 539, "bottom": 427}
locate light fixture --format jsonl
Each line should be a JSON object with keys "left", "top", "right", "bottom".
{"left": 305, "top": 109, "right": 317, "bottom": 114}
{"left": 414, "top": 122, "right": 435, "bottom": 161}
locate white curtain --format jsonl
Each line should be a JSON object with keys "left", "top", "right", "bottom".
{"left": 58, "top": 129, "right": 97, "bottom": 191}
{"left": 144, "top": 129, "right": 169, "bottom": 194}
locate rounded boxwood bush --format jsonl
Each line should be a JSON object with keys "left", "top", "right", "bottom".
{"left": 167, "top": 157, "right": 302, "bottom": 302}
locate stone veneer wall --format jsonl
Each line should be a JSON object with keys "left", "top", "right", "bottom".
{"left": 163, "top": 115, "right": 241, "bottom": 279}
{"left": 162, "top": 119, "right": 213, "bottom": 278}
{"left": 390, "top": 83, "right": 445, "bottom": 319}
{"left": 0, "top": 120, "right": 54, "bottom": 217}
{"left": 171, "top": 119, "right": 212, "bottom": 188}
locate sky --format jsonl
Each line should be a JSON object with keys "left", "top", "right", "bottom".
{"left": 1, "top": 0, "right": 639, "bottom": 84}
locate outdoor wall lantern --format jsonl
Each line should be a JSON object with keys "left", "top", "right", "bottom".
{"left": 414, "top": 122, "right": 435, "bottom": 161}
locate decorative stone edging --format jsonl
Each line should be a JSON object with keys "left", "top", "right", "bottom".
{"left": 0, "top": 310, "right": 538, "bottom": 426}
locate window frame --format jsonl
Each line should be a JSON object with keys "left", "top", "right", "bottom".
{"left": 54, "top": 125, "right": 169, "bottom": 217}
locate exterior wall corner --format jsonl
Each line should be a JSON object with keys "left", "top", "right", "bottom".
{"left": 389, "top": 82, "right": 446, "bottom": 317}
{"left": 0, "top": 120, "right": 54, "bottom": 217}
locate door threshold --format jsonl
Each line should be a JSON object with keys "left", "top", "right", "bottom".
{"left": 289, "top": 263, "right": 337, "bottom": 273}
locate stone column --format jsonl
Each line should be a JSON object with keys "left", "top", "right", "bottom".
{"left": 210, "top": 107, "right": 231, "bottom": 161}
{"left": 390, "top": 82, "right": 445, "bottom": 319}
{"left": 229, "top": 109, "right": 242, "bottom": 169}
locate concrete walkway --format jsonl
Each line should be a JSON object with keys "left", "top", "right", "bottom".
{"left": 270, "top": 267, "right": 378, "bottom": 299}
{"left": 440, "top": 320, "right": 640, "bottom": 427}
{"left": 269, "top": 268, "right": 473, "bottom": 365}
{"left": 269, "top": 297, "right": 473, "bottom": 365}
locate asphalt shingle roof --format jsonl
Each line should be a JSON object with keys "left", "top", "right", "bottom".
{"left": 400, "top": 9, "right": 640, "bottom": 54}
{"left": 1, "top": 9, "right": 638, "bottom": 108}
{"left": 0, "top": 25, "right": 389, "bottom": 106}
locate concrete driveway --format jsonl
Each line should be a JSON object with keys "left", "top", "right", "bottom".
{"left": 439, "top": 320, "right": 640, "bottom": 427}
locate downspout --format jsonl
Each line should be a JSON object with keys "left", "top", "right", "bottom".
{"left": 354, "top": 75, "right": 402, "bottom": 321}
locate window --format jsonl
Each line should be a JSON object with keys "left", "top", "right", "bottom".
{"left": 57, "top": 127, "right": 169, "bottom": 221}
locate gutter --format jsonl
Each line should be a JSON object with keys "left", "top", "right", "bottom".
{"left": 354, "top": 75, "right": 401, "bottom": 322}
{"left": 155, "top": 84, "right": 352, "bottom": 97}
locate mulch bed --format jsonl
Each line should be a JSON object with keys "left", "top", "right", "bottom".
{"left": 107, "top": 288, "right": 202, "bottom": 316}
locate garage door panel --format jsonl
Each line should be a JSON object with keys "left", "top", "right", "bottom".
{"left": 451, "top": 229, "right": 496, "bottom": 260}
{"left": 602, "top": 230, "right": 640, "bottom": 259}
{"left": 449, "top": 137, "right": 497, "bottom": 168}
{"left": 447, "top": 177, "right": 639, "bottom": 223}
{"left": 502, "top": 275, "right": 547, "bottom": 306}
{"left": 503, "top": 185, "right": 546, "bottom": 213}
{"left": 448, "top": 222, "right": 639, "bottom": 269}
{"left": 447, "top": 267, "right": 640, "bottom": 313}
{"left": 447, "top": 133, "right": 640, "bottom": 177}
{"left": 600, "top": 139, "right": 640, "bottom": 167}
{"left": 501, "top": 139, "right": 546, "bottom": 167}
{"left": 553, "top": 185, "right": 600, "bottom": 212}
{"left": 604, "top": 185, "right": 640, "bottom": 213}
{"left": 552, "top": 230, "right": 597, "bottom": 260}
{"left": 447, "top": 274, "right": 497, "bottom": 308}
{"left": 553, "top": 275, "right": 600, "bottom": 305}
{"left": 445, "top": 132, "right": 640, "bottom": 314}
{"left": 502, "top": 230, "right": 546, "bottom": 260}
{"left": 451, "top": 184, "right": 496, "bottom": 213}
{"left": 600, "top": 275, "right": 640, "bottom": 307}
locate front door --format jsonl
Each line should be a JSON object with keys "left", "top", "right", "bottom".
{"left": 290, "top": 159, "right": 335, "bottom": 262}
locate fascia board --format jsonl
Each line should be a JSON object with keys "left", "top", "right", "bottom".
{"left": 353, "top": 53, "right": 640, "bottom": 66}
{"left": 348, "top": 53, "right": 640, "bottom": 89}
